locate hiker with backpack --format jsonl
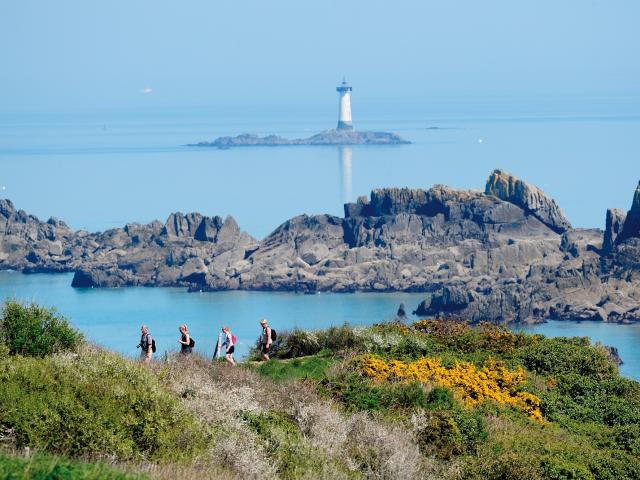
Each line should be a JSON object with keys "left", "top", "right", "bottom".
{"left": 138, "top": 324, "right": 155, "bottom": 363}
{"left": 221, "top": 326, "right": 236, "bottom": 366}
{"left": 259, "top": 318, "right": 276, "bottom": 361}
{"left": 178, "top": 324, "right": 195, "bottom": 355}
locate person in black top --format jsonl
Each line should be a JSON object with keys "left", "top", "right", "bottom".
{"left": 259, "top": 319, "right": 273, "bottom": 361}
{"left": 138, "top": 325, "right": 153, "bottom": 363}
{"left": 178, "top": 324, "right": 192, "bottom": 355}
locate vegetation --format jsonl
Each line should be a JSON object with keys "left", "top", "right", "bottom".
{"left": 0, "top": 452, "right": 145, "bottom": 480}
{"left": 0, "top": 347, "right": 208, "bottom": 461}
{"left": 0, "top": 300, "right": 83, "bottom": 357}
{"left": 2, "top": 298, "right": 639, "bottom": 479}
{"left": 253, "top": 319, "right": 640, "bottom": 479}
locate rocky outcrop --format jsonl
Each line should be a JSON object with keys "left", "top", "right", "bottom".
{"left": 618, "top": 181, "right": 640, "bottom": 243}
{"left": 0, "top": 201, "right": 255, "bottom": 289}
{"left": 603, "top": 208, "right": 626, "bottom": 254}
{"left": 2, "top": 169, "right": 640, "bottom": 324}
{"left": 485, "top": 169, "right": 571, "bottom": 234}
{"left": 190, "top": 129, "right": 410, "bottom": 147}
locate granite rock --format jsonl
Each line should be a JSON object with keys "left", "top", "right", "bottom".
{"left": 3, "top": 170, "right": 640, "bottom": 324}
{"left": 485, "top": 169, "right": 571, "bottom": 233}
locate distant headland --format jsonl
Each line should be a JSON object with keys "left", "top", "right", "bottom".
{"left": 188, "top": 79, "right": 410, "bottom": 147}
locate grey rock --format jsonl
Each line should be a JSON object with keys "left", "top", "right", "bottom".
{"left": 604, "top": 208, "right": 625, "bottom": 253}
{"left": 618, "top": 181, "right": 640, "bottom": 243}
{"left": 3, "top": 169, "right": 640, "bottom": 324}
{"left": 485, "top": 169, "right": 571, "bottom": 233}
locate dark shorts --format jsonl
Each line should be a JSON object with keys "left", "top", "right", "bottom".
{"left": 181, "top": 346, "right": 192, "bottom": 355}
{"left": 260, "top": 344, "right": 271, "bottom": 355}
{"left": 226, "top": 346, "right": 235, "bottom": 355}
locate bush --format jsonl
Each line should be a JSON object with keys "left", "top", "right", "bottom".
{"left": 263, "top": 324, "right": 363, "bottom": 360}
{"left": 413, "top": 406, "right": 487, "bottom": 459}
{"left": 0, "top": 300, "right": 83, "bottom": 357}
{"left": 243, "top": 410, "right": 349, "bottom": 479}
{"left": 517, "top": 337, "right": 616, "bottom": 379}
{"left": 0, "top": 348, "right": 208, "bottom": 461}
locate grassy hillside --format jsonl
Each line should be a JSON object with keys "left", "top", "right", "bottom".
{"left": 1, "top": 300, "right": 639, "bottom": 479}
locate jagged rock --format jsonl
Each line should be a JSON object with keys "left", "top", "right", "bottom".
{"left": 485, "top": 169, "right": 571, "bottom": 234}
{"left": 601, "top": 345, "right": 623, "bottom": 366}
{"left": 618, "top": 181, "right": 640, "bottom": 243}
{"left": 3, "top": 170, "right": 640, "bottom": 325}
{"left": 162, "top": 212, "right": 203, "bottom": 238}
{"left": 193, "top": 216, "right": 224, "bottom": 242}
{"left": 604, "top": 208, "right": 626, "bottom": 253}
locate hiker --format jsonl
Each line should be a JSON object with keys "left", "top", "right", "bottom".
{"left": 221, "top": 326, "right": 236, "bottom": 366}
{"left": 178, "top": 324, "right": 194, "bottom": 355}
{"left": 259, "top": 318, "right": 276, "bottom": 361}
{"left": 138, "top": 324, "right": 154, "bottom": 363}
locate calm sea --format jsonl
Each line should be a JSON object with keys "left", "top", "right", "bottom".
{"left": 1, "top": 101, "right": 639, "bottom": 378}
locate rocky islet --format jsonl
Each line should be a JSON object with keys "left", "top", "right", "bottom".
{"left": 1, "top": 169, "right": 639, "bottom": 324}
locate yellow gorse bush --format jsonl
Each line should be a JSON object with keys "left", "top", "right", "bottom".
{"left": 360, "top": 354, "right": 543, "bottom": 422}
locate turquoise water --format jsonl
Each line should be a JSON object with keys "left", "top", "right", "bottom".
{"left": 2, "top": 271, "right": 640, "bottom": 380}
{"left": 0, "top": 271, "right": 424, "bottom": 360}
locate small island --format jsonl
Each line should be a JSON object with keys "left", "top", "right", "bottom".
{"left": 189, "top": 79, "right": 410, "bottom": 147}
{"left": 189, "top": 129, "right": 410, "bottom": 147}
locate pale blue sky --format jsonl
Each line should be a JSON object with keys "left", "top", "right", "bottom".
{"left": 1, "top": 0, "right": 639, "bottom": 112}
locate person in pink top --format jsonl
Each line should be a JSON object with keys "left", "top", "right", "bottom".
{"left": 221, "top": 326, "right": 235, "bottom": 366}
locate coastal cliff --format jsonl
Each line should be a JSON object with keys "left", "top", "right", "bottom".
{"left": 2, "top": 170, "right": 639, "bottom": 323}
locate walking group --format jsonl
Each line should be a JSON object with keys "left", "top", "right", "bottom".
{"left": 137, "top": 319, "right": 276, "bottom": 366}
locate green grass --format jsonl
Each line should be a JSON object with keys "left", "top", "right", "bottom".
{"left": 0, "top": 452, "right": 145, "bottom": 480}
{"left": 255, "top": 355, "right": 337, "bottom": 382}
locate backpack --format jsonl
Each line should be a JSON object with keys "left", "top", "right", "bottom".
{"left": 231, "top": 335, "right": 237, "bottom": 345}
{"left": 151, "top": 338, "right": 157, "bottom": 353}
{"left": 189, "top": 337, "right": 195, "bottom": 347}
{"left": 270, "top": 329, "right": 277, "bottom": 342}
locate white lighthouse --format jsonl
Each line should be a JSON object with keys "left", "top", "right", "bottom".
{"left": 336, "top": 78, "right": 353, "bottom": 130}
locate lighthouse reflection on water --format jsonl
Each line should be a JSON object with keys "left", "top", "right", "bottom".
{"left": 339, "top": 146, "right": 353, "bottom": 204}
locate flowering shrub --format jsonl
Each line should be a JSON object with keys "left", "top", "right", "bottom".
{"left": 360, "top": 354, "right": 543, "bottom": 422}
{"left": 411, "top": 319, "right": 528, "bottom": 355}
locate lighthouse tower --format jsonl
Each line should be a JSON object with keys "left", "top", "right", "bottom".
{"left": 336, "top": 78, "right": 353, "bottom": 130}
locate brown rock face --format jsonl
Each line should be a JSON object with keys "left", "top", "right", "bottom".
{"left": 485, "top": 169, "right": 571, "bottom": 234}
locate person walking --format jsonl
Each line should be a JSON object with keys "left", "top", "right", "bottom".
{"left": 259, "top": 319, "right": 275, "bottom": 361}
{"left": 221, "top": 326, "right": 235, "bottom": 366}
{"left": 178, "top": 324, "right": 194, "bottom": 355}
{"left": 138, "top": 325, "right": 154, "bottom": 363}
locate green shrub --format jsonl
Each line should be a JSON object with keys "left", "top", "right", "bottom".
{"left": 315, "top": 324, "right": 359, "bottom": 352}
{"left": 0, "top": 300, "right": 83, "bottom": 357}
{"left": 414, "top": 407, "right": 487, "bottom": 458}
{"left": 0, "top": 348, "right": 208, "bottom": 461}
{"left": 0, "top": 452, "right": 145, "bottom": 480}
{"left": 517, "top": 337, "right": 616, "bottom": 379}
{"left": 243, "top": 411, "right": 349, "bottom": 479}
{"left": 541, "top": 458, "right": 595, "bottom": 480}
